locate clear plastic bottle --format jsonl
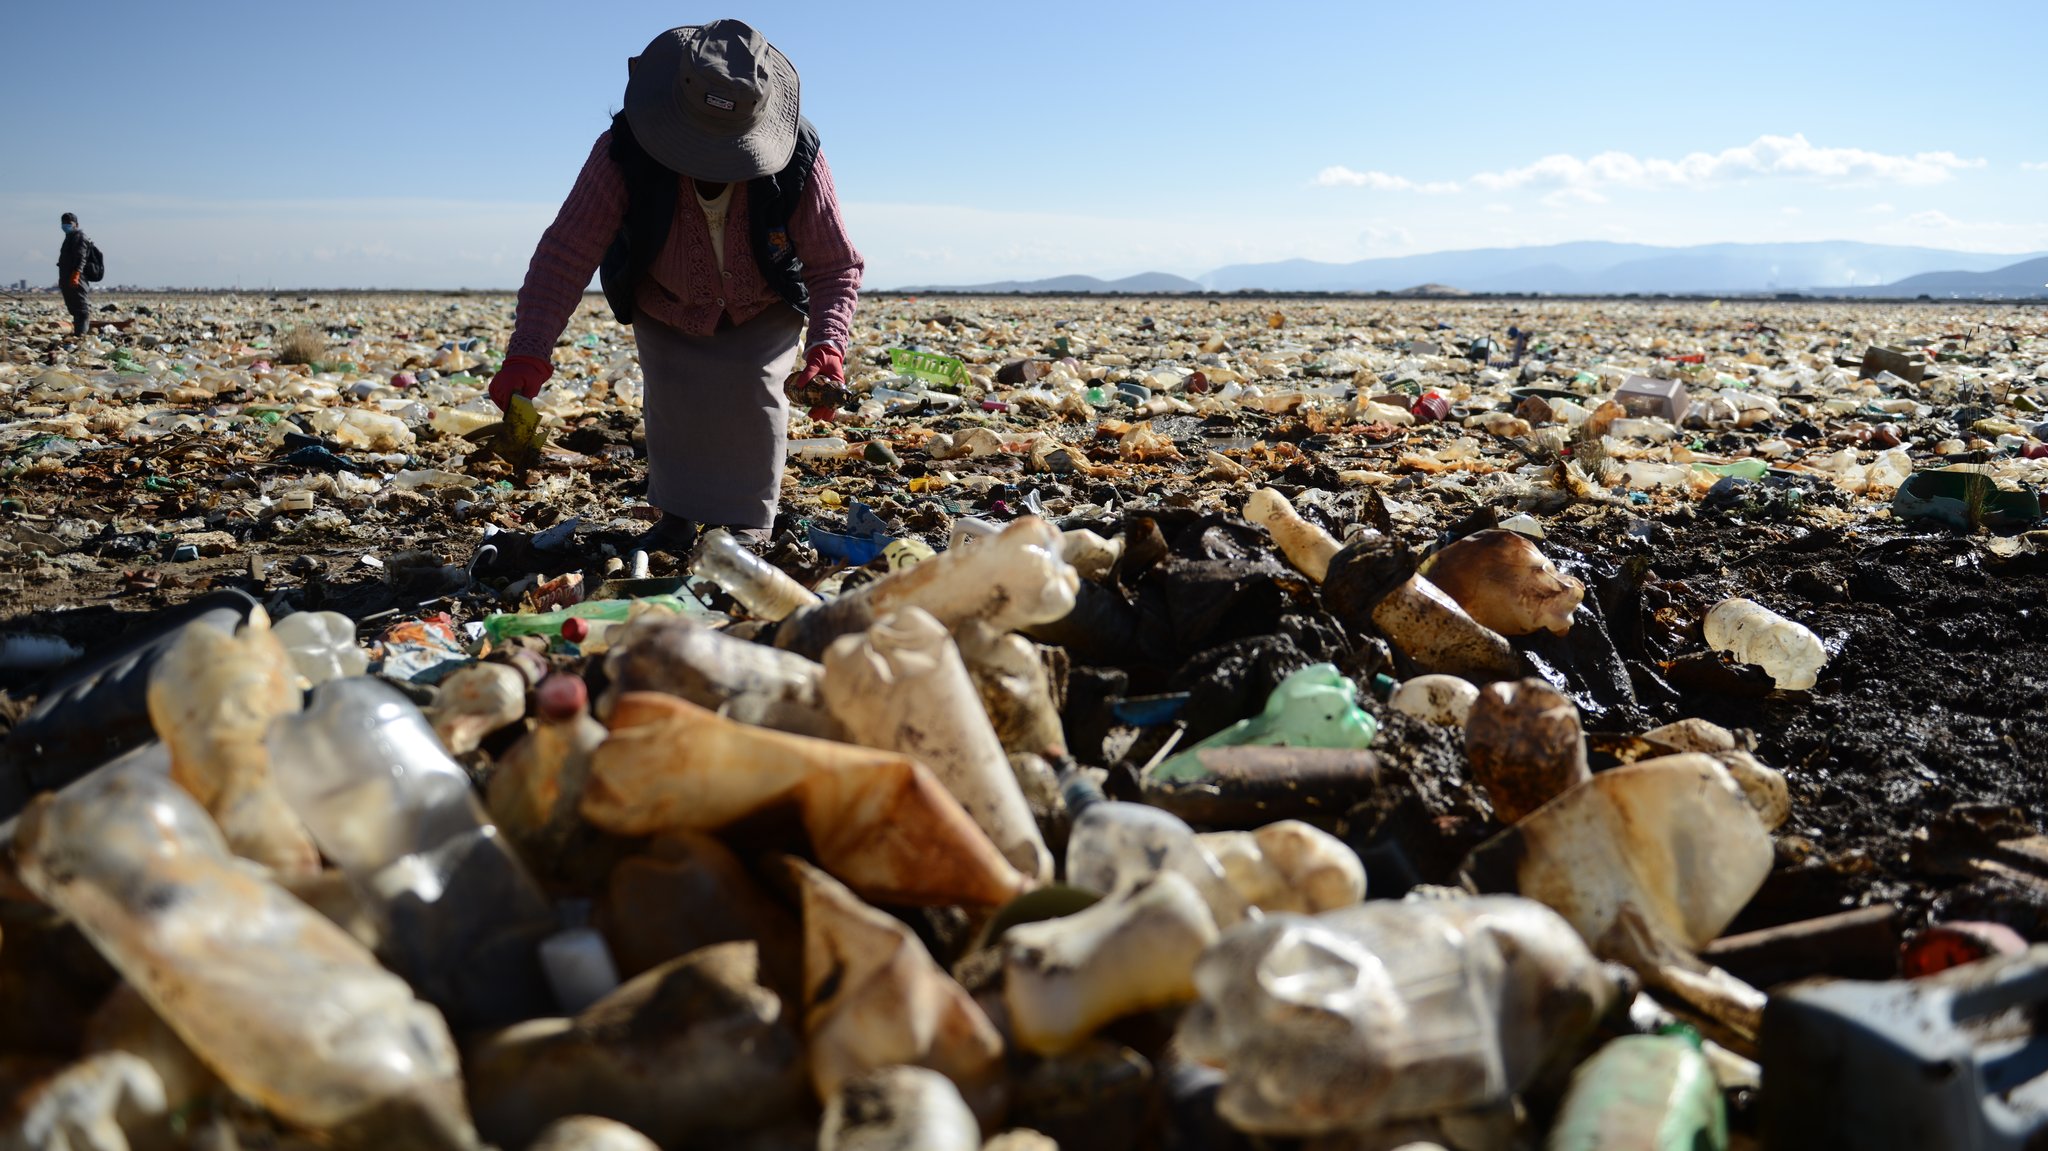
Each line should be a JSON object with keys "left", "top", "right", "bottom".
{"left": 1702, "top": 597, "right": 1828, "bottom": 691}
{"left": 821, "top": 607, "right": 1053, "bottom": 883}
{"left": 1325, "top": 543, "right": 1521, "bottom": 683}
{"left": 689, "top": 529, "right": 821, "bottom": 622}
{"left": 1546, "top": 1030, "right": 1726, "bottom": 1151}
{"left": 271, "top": 609, "right": 369, "bottom": 685}
{"left": 1062, "top": 767, "right": 1248, "bottom": 927}
{"left": 14, "top": 769, "right": 476, "bottom": 1146}
{"left": 953, "top": 619, "right": 1068, "bottom": 758}
{"left": 1177, "top": 896, "right": 1613, "bottom": 1137}
{"left": 1243, "top": 487, "right": 1341, "bottom": 582}
{"left": 1197, "top": 820, "right": 1367, "bottom": 914}
{"left": 268, "top": 676, "right": 556, "bottom": 1028}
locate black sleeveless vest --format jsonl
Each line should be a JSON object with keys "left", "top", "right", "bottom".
{"left": 597, "top": 112, "right": 820, "bottom": 325}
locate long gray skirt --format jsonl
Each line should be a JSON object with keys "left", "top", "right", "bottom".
{"left": 633, "top": 304, "right": 806, "bottom": 530}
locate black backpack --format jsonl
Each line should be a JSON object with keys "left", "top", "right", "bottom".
{"left": 83, "top": 240, "right": 104, "bottom": 283}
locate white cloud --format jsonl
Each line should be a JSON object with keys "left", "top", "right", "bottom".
{"left": 1865, "top": 202, "right": 1896, "bottom": 214}
{"left": 1470, "top": 134, "right": 1982, "bottom": 192}
{"left": 2024, "top": 161, "right": 2048, "bottom": 171}
{"left": 1314, "top": 167, "right": 1460, "bottom": 194}
{"left": 1901, "top": 209, "right": 1962, "bottom": 229}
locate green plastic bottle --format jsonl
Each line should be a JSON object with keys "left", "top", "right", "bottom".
{"left": 1545, "top": 1029, "right": 1726, "bottom": 1151}
{"left": 1151, "top": 663, "right": 1376, "bottom": 783}
{"left": 480, "top": 596, "right": 693, "bottom": 645}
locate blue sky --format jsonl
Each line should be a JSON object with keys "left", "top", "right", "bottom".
{"left": 3, "top": 0, "right": 2044, "bottom": 289}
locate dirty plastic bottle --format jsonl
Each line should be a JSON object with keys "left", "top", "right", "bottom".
{"left": 1417, "top": 529, "right": 1585, "bottom": 637}
{"left": 690, "top": 528, "right": 821, "bottom": 621}
{"left": 1197, "top": 820, "right": 1367, "bottom": 914}
{"left": 145, "top": 604, "right": 321, "bottom": 876}
{"left": 268, "top": 676, "right": 557, "bottom": 1028}
{"left": 1060, "top": 527, "right": 1124, "bottom": 582}
{"left": 466, "top": 942, "right": 806, "bottom": 1150}
{"left": 1701, "top": 597, "right": 1828, "bottom": 691}
{"left": 1152, "top": 663, "right": 1376, "bottom": 783}
{"left": 14, "top": 769, "right": 476, "bottom": 1147}
{"left": 272, "top": 609, "right": 370, "bottom": 685}
{"left": 1545, "top": 1030, "right": 1726, "bottom": 1151}
{"left": 1062, "top": 766, "right": 1249, "bottom": 927}
{"left": 488, "top": 673, "right": 607, "bottom": 866}
{"left": 1464, "top": 679, "right": 1591, "bottom": 824}
{"left": 428, "top": 661, "right": 529, "bottom": 756}
{"left": 1388, "top": 674, "right": 1480, "bottom": 726}
{"left": 1324, "top": 541, "right": 1521, "bottom": 682}
{"left": 586, "top": 691, "right": 1027, "bottom": 908}
{"left": 599, "top": 614, "right": 842, "bottom": 739}
{"left": 1243, "top": 487, "right": 1342, "bottom": 583}
{"left": 1177, "top": 895, "right": 1614, "bottom": 1136}
{"left": 821, "top": 1066, "right": 982, "bottom": 1151}
{"left": 1004, "top": 872, "right": 1220, "bottom": 1055}
{"left": 479, "top": 596, "right": 695, "bottom": 648}
{"left": 793, "top": 859, "right": 1006, "bottom": 1124}
{"left": 822, "top": 607, "right": 1053, "bottom": 883}
{"left": 775, "top": 515, "right": 1080, "bottom": 661}
{"left": 527, "top": 1116, "right": 661, "bottom": 1151}
{"left": 953, "top": 619, "right": 1068, "bottom": 759}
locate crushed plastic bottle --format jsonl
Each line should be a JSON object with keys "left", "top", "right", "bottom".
{"left": 1546, "top": 1030, "right": 1727, "bottom": 1151}
{"left": 584, "top": 691, "right": 1027, "bottom": 907}
{"left": 1417, "top": 529, "right": 1585, "bottom": 637}
{"left": 1243, "top": 487, "right": 1343, "bottom": 582}
{"left": 821, "top": 1066, "right": 982, "bottom": 1151}
{"left": 1179, "top": 895, "right": 1615, "bottom": 1136}
{"left": 598, "top": 614, "right": 842, "bottom": 739}
{"left": 488, "top": 673, "right": 607, "bottom": 868}
{"left": 1388, "top": 674, "right": 1480, "bottom": 726}
{"left": 1702, "top": 597, "right": 1828, "bottom": 691}
{"left": 689, "top": 528, "right": 821, "bottom": 621}
{"left": 1198, "top": 820, "right": 1367, "bottom": 914}
{"left": 1463, "top": 679, "right": 1591, "bottom": 824}
{"left": 775, "top": 515, "right": 1080, "bottom": 660}
{"left": 1324, "top": 539, "right": 1521, "bottom": 682}
{"left": 1062, "top": 766, "right": 1249, "bottom": 927}
{"left": 272, "top": 609, "right": 370, "bottom": 686}
{"left": 793, "top": 859, "right": 1005, "bottom": 1123}
{"left": 1004, "top": 873, "right": 1220, "bottom": 1055}
{"left": 953, "top": 619, "right": 1068, "bottom": 758}
{"left": 268, "top": 676, "right": 557, "bottom": 1028}
{"left": 427, "top": 661, "right": 529, "bottom": 756}
{"left": 821, "top": 606, "right": 1053, "bottom": 883}
{"left": 145, "top": 605, "right": 320, "bottom": 875}
{"left": 15, "top": 768, "right": 476, "bottom": 1147}
{"left": 1152, "top": 663, "right": 1376, "bottom": 783}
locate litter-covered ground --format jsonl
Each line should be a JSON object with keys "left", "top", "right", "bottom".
{"left": 1, "top": 291, "right": 2046, "bottom": 1150}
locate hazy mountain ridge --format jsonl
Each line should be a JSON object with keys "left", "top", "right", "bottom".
{"left": 889, "top": 242, "right": 2048, "bottom": 296}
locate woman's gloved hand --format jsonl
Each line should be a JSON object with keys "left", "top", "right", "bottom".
{"left": 794, "top": 344, "right": 844, "bottom": 386}
{"left": 488, "top": 355, "right": 553, "bottom": 411}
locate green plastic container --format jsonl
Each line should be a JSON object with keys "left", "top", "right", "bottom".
{"left": 1546, "top": 1030, "right": 1726, "bottom": 1151}
{"left": 1151, "top": 663, "right": 1376, "bottom": 783}
{"left": 480, "top": 595, "right": 693, "bottom": 644}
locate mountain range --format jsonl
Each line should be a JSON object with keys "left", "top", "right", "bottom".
{"left": 894, "top": 242, "right": 2048, "bottom": 297}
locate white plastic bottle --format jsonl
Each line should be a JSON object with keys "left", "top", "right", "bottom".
{"left": 1243, "top": 488, "right": 1342, "bottom": 583}
{"left": 1702, "top": 598, "right": 1827, "bottom": 691}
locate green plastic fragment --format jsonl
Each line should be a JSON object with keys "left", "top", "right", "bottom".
{"left": 1151, "top": 663, "right": 1377, "bottom": 783}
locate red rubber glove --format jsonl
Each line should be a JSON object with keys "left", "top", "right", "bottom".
{"left": 488, "top": 354, "right": 553, "bottom": 411}
{"left": 793, "top": 344, "right": 844, "bottom": 386}
{"left": 66, "top": 272, "right": 80, "bottom": 288}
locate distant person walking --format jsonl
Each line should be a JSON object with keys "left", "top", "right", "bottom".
{"left": 57, "top": 212, "right": 97, "bottom": 338}
{"left": 489, "top": 18, "right": 864, "bottom": 551}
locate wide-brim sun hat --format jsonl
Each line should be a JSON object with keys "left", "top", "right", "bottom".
{"left": 623, "top": 19, "right": 801, "bottom": 183}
